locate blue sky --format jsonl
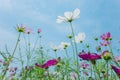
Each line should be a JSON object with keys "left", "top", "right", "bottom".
{"left": 0, "top": 0, "right": 120, "bottom": 53}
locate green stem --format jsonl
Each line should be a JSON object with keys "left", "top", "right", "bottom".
{"left": 64, "top": 49, "right": 69, "bottom": 80}
{"left": 2, "top": 32, "right": 21, "bottom": 79}
{"left": 65, "top": 49, "right": 68, "bottom": 58}
{"left": 90, "top": 63, "right": 92, "bottom": 80}
{"left": 33, "top": 33, "right": 41, "bottom": 51}
{"left": 54, "top": 51, "right": 57, "bottom": 58}
{"left": 27, "top": 34, "right": 31, "bottom": 66}
{"left": 69, "top": 22, "right": 80, "bottom": 80}
{"left": 69, "top": 39, "right": 75, "bottom": 60}
{"left": 106, "top": 60, "right": 109, "bottom": 80}
{"left": 47, "top": 70, "right": 52, "bottom": 80}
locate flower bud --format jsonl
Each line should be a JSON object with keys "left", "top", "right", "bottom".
{"left": 102, "top": 50, "right": 111, "bottom": 60}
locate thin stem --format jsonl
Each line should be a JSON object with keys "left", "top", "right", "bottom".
{"left": 27, "top": 34, "right": 31, "bottom": 66}
{"left": 2, "top": 32, "right": 21, "bottom": 79}
{"left": 69, "top": 22, "right": 80, "bottom": 79}
{"left": 106, "top": 60, "right": 109, "bottom": 80}
{"left": 65, "top": 49, "right": 68, "bottom": 58}
{"left": 90, "top": 62, "right": 92, "bottom": 80}
{"left": 47, "top": 70, "right": 52, "bottom": 80}
{"left": 69, "top": 39, "right": 75, "bottom": 60}
{"left": 54, "top": 51, "right": 57, "bottom": 58}
{"left": 64, "top": 48, "right": 69, "bottom": 80}
{"left": 33, "top": 33, "right": 41, "bottom": 51}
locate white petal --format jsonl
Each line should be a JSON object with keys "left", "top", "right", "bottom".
{"left": 64, "top": 12, "right": 73, "bottom": 20}
{"left": 73, "top": 8, "right": 80, "bottom": 19}
{"left": 56, "top": 19, "right": 64, "bottom": 23}
{"left": 58, "top": 16, "right": 66, "bottom": 20}
{"left": 56, "top": 16, "right": 67, "bottom": 23}
{"left": 78, "top": 32, "right": 86, "bottom": 40}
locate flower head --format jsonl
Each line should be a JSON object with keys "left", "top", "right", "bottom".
{"left": 100, "top": 40, "right": 111, "bottom": 46}
{"left": 24, "top": 27, "right": 32, "bottom": 34}
{"left": 100, "top": 32, "right": 112, "bottom": 40}
{"left": 35, "top": 59, "right": 58, "bottom": 69}
{"left": 51, "top": 45, "right": 60, "bottom": 52}
{"left": 78, "top": 50, "right": 101, "bottom": 61}
{"left": 111, "top": 65, "right": 120, "bottom": 76}
{"left": 68, "top": 34, "right": 72, "bottom": 39}
{"left": 16, "top": 24, "right": 25, "bottom": 32}
{"left": 56, "top": 8, "right": 80, "bottom": 23}
{"left": 59, "top": 42, "right": 70, "bottom": 49}
{"left": 75, "top": 32, "right": 86, "bottom": 43}
{"left": 79, "top": 62, "right": 90, "bottom": 69}
{"left": 101, "top": 50, "right": 111, "bottom": 60}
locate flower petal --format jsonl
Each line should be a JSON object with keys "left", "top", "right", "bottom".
{"left": 56, "top": 16, "right": 67, "bottom": 23}
{"left": 64, "top": 12, "right": 73, "bottom": 20}
{"left": 73, "top": 8, "right": 80, "bottom": 19}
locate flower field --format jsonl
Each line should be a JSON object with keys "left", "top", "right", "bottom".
{"left": 0, "top": 8, "right": 120, "bottom": 80}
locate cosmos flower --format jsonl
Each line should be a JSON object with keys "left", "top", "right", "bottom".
{"left": 111, "top": 65, "right": 120, "bottom": 76}
{"left": 24, "top": 27, "right": 32, "bottom": 34}
{"left": 51, "top": 45, "right": 60, "bottom": 52}
{"left": 16, "top": 24, "right": 25, "bottom": 32}
{"left": 74, "top": 32, "right": 86, "bottom": 43}
{"left": 78, "top": 50, "right": 101, "bottom": 60}
{"left": 35, "top": 59, "right": 58, "bottom": 69}
{"left": 59, "top": 42, "right": 70, "bottom": 49}
{"left": 100, "top": 40, "right": 111, "bottom": 46}
{"left": 100, "top": 32, "right": 111, "bottom": 40}
{"left": 56, "top": 8, "right": 80, "bottom": 23}
{"left": 79, "top": 62, "right": 90, "bottom": 69}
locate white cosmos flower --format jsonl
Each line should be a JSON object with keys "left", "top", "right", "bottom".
{"left": 59, "top": 42, "right": 70, "bottom": 49}
{"left": 75, "top": 32, "right": 86, "bottom": 43}
{"left": 51, "top": 45, "right": 60, "bottom": 52}
{"left": 56, "top": 8, "right": 80, "bottom": 23}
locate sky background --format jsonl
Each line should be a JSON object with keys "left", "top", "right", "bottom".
{"left": 0, "top": 0, "right": 120, "bottom": 55}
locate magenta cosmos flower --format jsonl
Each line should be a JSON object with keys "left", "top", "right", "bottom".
{"left": 35, "top": 59, "right": 58, "bottom": 69}
{"left": 111, "top": 65, "right": 120, "bottom": 76}
{"left": 100, "top": 32, "right": 111, "bottom": 40}
{"left": 78, "top": 51, "right": 101, "bottom": 60}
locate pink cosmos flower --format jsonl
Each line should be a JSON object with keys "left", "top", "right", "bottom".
{"left": 100, "top": 32, "right": 111, "bottom": 40}
{"left": 79, "top": 62, "right": 90, "bottom": 69}
{"left": 114, "top": 56, "right": 120, "bottom": 62}
{"left": 37, "top": 28, "right": 42, "bottom": 33}
{"left": 100, "top": 41, "right": 111, "bottom": 46}
{"left": 111, "top": 65, "right": 120, "bottom": 76}
{"left": 24, "top": 27, "right": 32, "bottom": 34}
{"left": 78, "top": 51, "right": 101, "bottom": 60}
{"left": 35, "top": 59, "right": 58, "bottom": 69}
